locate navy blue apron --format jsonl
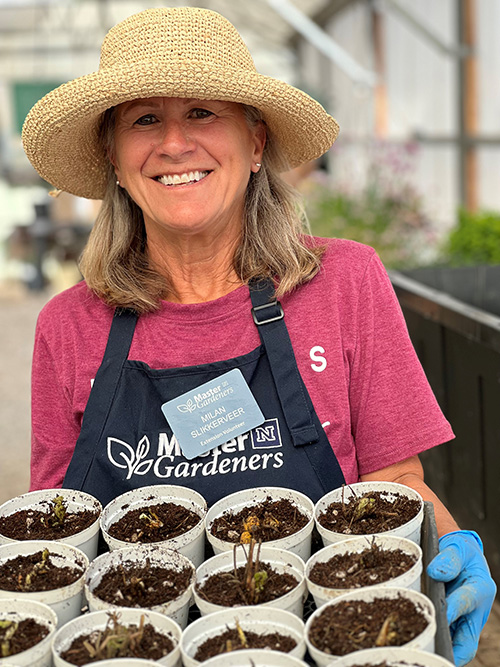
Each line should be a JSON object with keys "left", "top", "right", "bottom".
{"left": 63, "top": 280, "right": 345, "bottom": 507}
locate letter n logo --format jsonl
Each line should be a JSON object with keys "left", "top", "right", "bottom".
{"left": 251, "top": 418, "right": 282, "bottom": 449}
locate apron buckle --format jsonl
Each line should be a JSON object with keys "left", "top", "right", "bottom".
{"left": 251, "top": 299, "right": 284, "bottom": 325}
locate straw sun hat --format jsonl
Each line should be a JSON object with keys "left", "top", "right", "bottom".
{"left": 22, "top": 6, "right": 339, "bottom": 200}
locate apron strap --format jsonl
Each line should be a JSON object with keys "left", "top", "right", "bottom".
{"left": 250, "top": 279, "right": 319, "bottom": 446}
{"left": 63, "top": 308, "right": 138, "bottom": 488}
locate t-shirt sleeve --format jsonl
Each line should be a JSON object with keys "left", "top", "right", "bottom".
{"left": 349, "top": 252, "right": 454, "bottom": 475}
{"left": 30, "top": 325, "right": 81, "bottom": 490}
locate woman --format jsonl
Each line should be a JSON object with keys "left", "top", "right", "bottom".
{"left": 23, "top": 7, "right": 494, "bottom": 665}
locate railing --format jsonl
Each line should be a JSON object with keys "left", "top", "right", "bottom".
{"left": 391, "top": 267, "right": 500, "bottom": 584}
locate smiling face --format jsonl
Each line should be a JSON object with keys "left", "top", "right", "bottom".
{"left": 111, "top": 97, "right": 266, "bottom": 242}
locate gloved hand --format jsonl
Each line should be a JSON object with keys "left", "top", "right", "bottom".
{"left": 427, "top": 530, "right": 497, "bottom": 666}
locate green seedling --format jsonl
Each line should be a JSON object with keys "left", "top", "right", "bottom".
{"left": 18, "top": 548, "right": 50, "bottom": 591}
{"left": 0, "top": 620, "right": 19, "bottom": 658}
{"left": 40, "top": 495, "right": 67, "bottom": 529}
{"left": 67, "top": 612, "right": 146, "bottom": 661}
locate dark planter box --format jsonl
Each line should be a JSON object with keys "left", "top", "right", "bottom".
{"left": 391, "top": 266, "right": 500, "bottom": 586}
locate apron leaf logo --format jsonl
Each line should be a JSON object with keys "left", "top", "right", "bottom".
{"left": 177, "top": 398, "right": 197, "bottom": 413}
{"left": 136, "top": 435, "right": 150, "bottom": 460}
{"left": 107, "top": 436, "right": 154, "bottom": 479}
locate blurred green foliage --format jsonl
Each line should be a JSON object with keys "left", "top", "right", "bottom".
{"left": 444, "top": 208, "right": 500, "bottom": 265}
{"left": 307, "top": 181, "right": 434, "bottom": 269}
{"left": 306, "top": 141, "right": 435, "bottom": 269}
{"left": 305, "top": 141, "right": 500, "bottom": 269}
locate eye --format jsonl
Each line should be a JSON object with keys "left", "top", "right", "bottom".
{"left": 134, "top": 114, "right": 157, "bottom": 126}
{"left": 190, "top": 108, "right": 214, "bottom": 120}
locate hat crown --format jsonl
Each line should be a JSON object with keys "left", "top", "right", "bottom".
{"left": 99, "top": 7, "right": 257, "bottom": 72}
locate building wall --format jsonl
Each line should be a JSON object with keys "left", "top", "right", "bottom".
{"left": 476, "top": 0, "right": 500, "bottom": 211}
{"left": 295, "top": 0, "right": 500, "bottom": 231}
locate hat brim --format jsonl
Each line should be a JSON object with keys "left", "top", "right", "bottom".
{"left": 22, "top": 61, "right": 339, "bottom": 200}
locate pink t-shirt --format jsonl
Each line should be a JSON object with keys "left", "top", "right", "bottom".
{"left": 30, "top": 238, "right": 454, "bottom": 490}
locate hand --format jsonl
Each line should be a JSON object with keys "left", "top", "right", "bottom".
{"left": 427, "top": 530, "right": 497, "bottom": 666}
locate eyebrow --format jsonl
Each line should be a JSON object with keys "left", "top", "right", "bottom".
{"left": 122, "top": 98, "right": 202, "bottom": 111}
{"left": 120, "top": 100, "right": 162, "bottom": 114}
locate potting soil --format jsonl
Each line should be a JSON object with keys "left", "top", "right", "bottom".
{"left": 0, "top": 506, "right": 99, "bottom": 540}
{"left": 194, "top": 627, "right": 297, "bottom": 660}
{"left": 0, "top": 617, "right": 49, "bottom": 656}
{"left": 0, "top": 549, "right": 83, "bottom": 591}
{"left": 308, "top": 595, "right": 428, "bottom": 655}
{"left": 308, "top": 542, "right": 417, "bottom": 589}
{"left": 317, "top": 491, "right": 421, "bottom": 535}
{"left": 59, "top": 621, "right": 174, "bottom": 665}
{"left": 91, "top": 559, "right": 192, "bottom": 607}
{"left": 209, "top": 497, "right": 309, "bottom": 543}
{"left": 195, "top": 561, "right": 298, "bottom": 606}
{"left": 107, "top": 501, "right": 200, "bottom": 543}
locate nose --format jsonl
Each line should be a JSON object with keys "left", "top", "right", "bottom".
{"left": 155, "top": 120, "right": 195, "bottom": 158}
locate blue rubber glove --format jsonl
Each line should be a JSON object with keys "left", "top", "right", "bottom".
{"left": 427, "top": 530, "right": 497, "bottom": 666}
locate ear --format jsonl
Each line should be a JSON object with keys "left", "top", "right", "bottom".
{"left": 107, "top": 152, "right": 120, "bottom": 182}
{"left": 104, "top": 142, "right": 121, "bottom": 182}
{"left": 251, "top": 121, "right": 266, "bottom": 167}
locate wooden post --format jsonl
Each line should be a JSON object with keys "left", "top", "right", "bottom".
{"left": 458, "top": 0, "right": 478, "bottom": 210}
{"left": 372, "top": 8, "right": 388, "bottom": 138}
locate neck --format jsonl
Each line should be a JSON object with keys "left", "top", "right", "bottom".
{"left": 146, "top": 227, "right": 244, "bottom": 304}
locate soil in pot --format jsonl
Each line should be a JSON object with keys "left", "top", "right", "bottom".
{"left": 317, "top": 490, "right": 421, "bottom": 536}
{"left": 308, "top": 595, "right": 429, "bottom": 656}
{"left": 0, "top": 495, "right": 99, "bottom": 541}
{"left": 106, "top": 502, "right": 201, "bottom": 544}
{"left": 194, "top": 621, "right": 297, "bottom": 661}
{"left": 196, "top": 541, "right": 299, "bottom": 606}
{"left": 59, "top": 612, "right": 175, "bottom": 665}
{"left": 92, "top": 557, "right": 192, "bottom": 607}
{"left": 0, "top": 548, "right": 83, "bottom": 592}
{"left": 308, "top": 542, "right": 418, "bottom": 589}
{"left": 0, "top": 617, "right": 49, "bottom": 657}
{"left": 209, "top": 497, "right": 309, "bottom": 544}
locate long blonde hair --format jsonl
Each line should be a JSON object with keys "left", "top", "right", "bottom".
{"left": 79, "top": 104, "right": 325, "bottom": 312}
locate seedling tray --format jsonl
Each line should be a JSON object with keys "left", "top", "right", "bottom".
{"left": 300, "top": 501, "right": 453, "bottom": 664}
{"left": 422, "top": 500, "right": 454, "bottom": 662}
{"left": 188, "top": 501, "right": 454, "bottom": 664}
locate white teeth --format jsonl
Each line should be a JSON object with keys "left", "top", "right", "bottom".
{"left": 157, "top": 170, "right": 208, "bottom": 186}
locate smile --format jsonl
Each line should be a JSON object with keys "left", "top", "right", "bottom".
{"left": 155, "top": 170, "right": 210, "bottom": 186}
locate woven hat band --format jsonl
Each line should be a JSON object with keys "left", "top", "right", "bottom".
{"left": 100, "top": 7, "right": 256, "bottom": 72}
{"left": 22, "top": 6, "right": 340, "bottom": 199}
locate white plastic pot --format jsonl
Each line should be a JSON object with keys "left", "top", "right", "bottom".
{"left": 0, "top": 540, "right": 88, "bottom": 628}
{"left": 101, "top": 485, "right": 207, "bottom": 568}
{"left": 198, "top": 649, "right": 309, "bottom": 666}
{"left": 314, "top": 482, "right": 424, "bottom": 547}
{"left": 181, "top": 605, "right": 306, "bottom": 666}
{"left": 325, "top": 646, "right": 456, "bottom": 666}
{"left": 193, "top": 544, "right": 306, "bottom": 618}
{"left": 305, "top": 586, "right": 436, "bottom": 667}
{"left": 305, "top": 534, "right": 423, "bottom": 608}
{"left": 0, "top": 598, "right": 58, "bottom": 667}
{"left": 0, "top": 489, "right": 102, "bottom": 561}
{"left": 51, "top": 607, "right": 182, "bottom": 667}
{"left": 205, "top": 487, "right": 314, "bottom": 561}
{"left": 87, "top": 661, "right": 159, "bottom": 666}
{"left": 84, "top": 544, "right": 195, "bottom": 629}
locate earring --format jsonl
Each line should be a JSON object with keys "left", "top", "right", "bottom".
{"left": 116, "top": 180, "right": 120, "bottom": 186}
{"left": 255, "top": 163, "right": 262, "bottom": 168}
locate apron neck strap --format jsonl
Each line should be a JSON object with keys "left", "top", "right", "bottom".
{"left": 249, "top": 279, "right": 319, "bottom": 447}
{"left": 105, "top": 308, "right": 138, "bottom": 363}
{"left": 104, "top": 283, "right": 319, "bottom": 448}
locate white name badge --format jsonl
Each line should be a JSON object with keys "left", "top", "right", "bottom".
{"left": 161, "top": 368, "right": 265, "bottom": 460}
